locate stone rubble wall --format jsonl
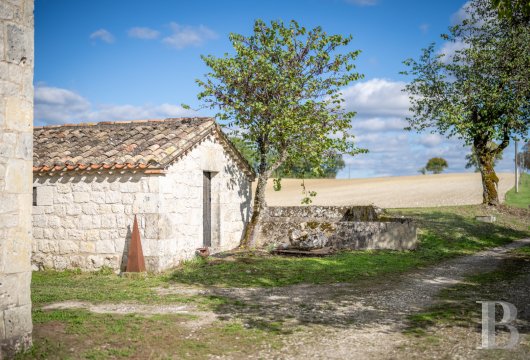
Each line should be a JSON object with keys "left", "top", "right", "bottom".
{"left": 32, "top": 136, "right": 252, "bottom": 272}
{"left": 0, "top": 0, "right": 34, "bottom": 357}
{"left": 257, "top": 206, "right": 418, "bottom": 251}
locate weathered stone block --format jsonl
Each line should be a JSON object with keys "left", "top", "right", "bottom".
{"left": 81, "top": 203, "right": 98, "bottom": 215}
{"left": 4, "top": 304, "right": 32, "bottom": 337}
{"left": 5, "top": 97, "right": 32, "bottom": 131}
{"left": 59, "top": 240, "right": 78, "bottom": 254}
{"left": 6, "top": 23, "right": 28, "bottom": 64}
{"left": 54, "top": 192, "right": 73, "bottom": 204}
{"left": 35, "top": 186, "right": 53, "bottom": 206}
{"left": 105, "top": 191, "right": 121, "bottom": 204}
{"left": 73, "top": 191, "right": 89, "bottom": 203}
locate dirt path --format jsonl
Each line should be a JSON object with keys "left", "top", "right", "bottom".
{"left": 262, "top": 173, "right": 515, "bottom": 208}
{"left": 208, "top": 238, "right": 530, "bottom": 359}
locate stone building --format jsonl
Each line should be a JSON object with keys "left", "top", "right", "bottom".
{"left": 32, "top": 117, "right": 254, "bottom": 272}
{"left": 0, "top": 0, "right": 34, "bottom": 357}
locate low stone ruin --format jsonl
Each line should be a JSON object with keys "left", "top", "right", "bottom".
{"left": 256, "top": 206, "right": 418, "bottom": 252}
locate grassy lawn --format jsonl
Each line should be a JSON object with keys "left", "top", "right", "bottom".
{"left": 505, "top": 173, "right": 530, "bottom": 209}
{"left": 21, "top": 204, "right": 529, "bottom": 359}
{"left": 170, "top": 205, "right": 529, "bottom": 287}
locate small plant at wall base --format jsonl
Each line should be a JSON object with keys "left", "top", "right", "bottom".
{"left": 197, "top": 19, "right": 366, "bottom": 246}
{"left": 402, "top": 0, "right": 530, "bottom": 206}
{"left": 425, "top": 157, "right": 448, "bottom": 174}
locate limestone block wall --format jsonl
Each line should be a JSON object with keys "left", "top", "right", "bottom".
{"left": 157, "top": 135, "right": 252, "bottom": 269}
{"left": 257, "top": 206, "right": 418, "bottom": 251}
{"left": 32, "top": 136, "right": 253, "bottom": 272}
{"left": 32, "top": 172, "right": 162, "bottom": 271}
{"left": 0, "top": 0, "right": 34, "bottom": 357}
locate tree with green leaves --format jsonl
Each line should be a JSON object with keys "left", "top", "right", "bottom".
{"left": 425, "top": 157, "right": 448, "bottom": 174}
{"left": 279, "top": 151, "right": 346, "bottom": 179}
{"left": 231, "top": 136, "right": 346, "bottom": 178}
{"left": 402, "top": 0, "right": 530, "bottom": 205}
{"left": 198, "top": 19, "right": 365, "bottom": 246}
{"left": 491, "top": 0, "right": 530, "bottom": 20}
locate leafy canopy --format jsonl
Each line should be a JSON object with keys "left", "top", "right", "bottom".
{"left": 425, "top": 157, "right": 448, "bottom": 174}
{"left": 402, "top": 0, "right": 530, "bottom": 148}
{"left": 197, "top": 19, "right": 365, "bottom": 177}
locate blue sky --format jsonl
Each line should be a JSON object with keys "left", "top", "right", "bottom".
{"left": 34, "top": 0, "right": 518, "bottom": 178}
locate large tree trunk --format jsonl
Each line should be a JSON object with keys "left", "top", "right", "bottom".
{"left": 240, "top": 172, "right": 268, "bottom": 248}
{"left": 240, "top": 144, "right": 287, "bottom": 248}
{"left": 477, "top": 151, "right": 500, "bottom": 206}
{"left": 474, "top": 130, "right": 509, "bottom": 206}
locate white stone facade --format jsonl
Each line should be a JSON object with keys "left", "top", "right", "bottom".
{"left": 32, "top": 135, "right": 252, "bottom": 272}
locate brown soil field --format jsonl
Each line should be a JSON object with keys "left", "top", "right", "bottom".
{"left": 260, "top": 172, "right": 515, "bottom": 208}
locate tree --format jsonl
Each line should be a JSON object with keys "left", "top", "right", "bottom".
{"left": 230, "top": 136, "right": 346, "bottom": 178}
{"left": 198, "top": 20, "right": 365, "bottom": 246}
{"left": 402, "top": 0, "right": 530, "bottom": 205}
{"left": 465, "top": 143, "right": 503, "bottom": 172}
{"left": 425, "top": 157, "right": 448, "bottom": 174}
{"left": 277, "top": 151, "right": 345, "bottom": 179}
{"left": 491, "top": 0, "right": 530, "bottom": 20}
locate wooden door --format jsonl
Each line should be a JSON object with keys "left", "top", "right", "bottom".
{"left": 203, "top": 171, "right": 212, "bottom": 247}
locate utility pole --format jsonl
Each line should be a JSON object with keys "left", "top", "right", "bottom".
{"left": 515, "top": 139, "right": 519, "bottom": 193}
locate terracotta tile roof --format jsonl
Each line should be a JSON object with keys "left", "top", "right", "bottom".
{"left": 33, "top": 117, "right": 255, "bottom": 179}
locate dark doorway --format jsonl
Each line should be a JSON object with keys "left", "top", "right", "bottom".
{"left": 203, "top": 171, "right": 212, "bottom": 247}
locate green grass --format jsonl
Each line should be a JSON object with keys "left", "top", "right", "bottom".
{"left": 169, "top": 205, "right": 529, "bottom": 287}
{"left": 505, "top": 173, "right": 530, "bottom": 209}
{"left": 17, "top": 309, "right": 278, "bottom": 360}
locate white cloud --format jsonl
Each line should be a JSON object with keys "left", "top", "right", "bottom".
{"left": 89, "top": 29, "right": 115, "bottom": 44}
{"left": 352, "top": 117, "right": 407, "bottom": 132}
{"left": 35, "top": 86, "right": 91, "bottom": 123}
{"left": 336, "top": 78, "right": 480, "bottom": 178}
{"left": 162, "top": 23, "right": 217, "bottom": 49}
{"left": 418, "top": 133, "right": 444, "bottom": 148}
{"left": 451, "top": 1, "right": 471, "bottom": 25}
{"left": 438, "top": 40, "right": 467, "bottom": 63}
{"left": 128, "top": 27, "right": 160, "bottom": 40}
{"left": 342, "top": 78, "right": 410, "bottom": 117}
{"left": 345, "top": 0, "right": 377, "bottom": 6}
{"left": 34, "top": 85, "right": 195, "bottom": 125}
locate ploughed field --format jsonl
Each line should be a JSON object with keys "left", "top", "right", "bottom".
{"left": 262, "top": 172, "right": 515, "bottom": 208}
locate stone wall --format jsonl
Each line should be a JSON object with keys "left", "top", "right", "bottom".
{"left": 0, "top": 0, "right": 34, "bottom": 357}
{"left": 32, "top": 172, "right": 161, "bottom": 271}
{"left": 257, "top": 206, "right": 418, "bottom": 251}
{"left": 32, "top": 136, "right": 252, "bottom": 272}
{"left": 157, "top": 135, "right": 252, "bottom": 269}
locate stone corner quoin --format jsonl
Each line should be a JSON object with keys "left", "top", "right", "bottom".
{"left": 0, "top": 0, "right": 34, "bottom": 358}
